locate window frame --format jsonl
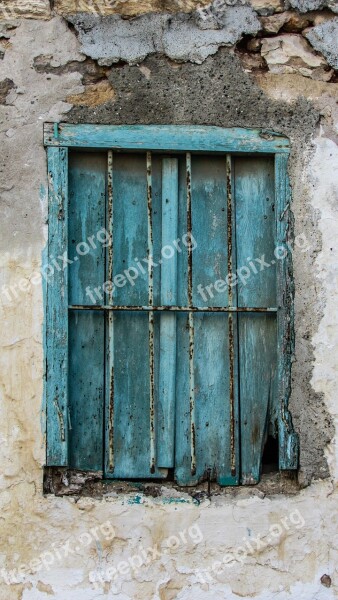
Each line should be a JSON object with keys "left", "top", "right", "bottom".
{"left": 44, "top": 123, "right": 298, "bottom": 478}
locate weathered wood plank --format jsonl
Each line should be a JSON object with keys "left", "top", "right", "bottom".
{"left": 68, "top": 151, "right": 106, "bottom": 470}
{"left": 234, "top": 156, "right": 278, "bottom": 483}
{"left": 175, "top": 155, "right": 239, "bottom": 486}
{"left": 46, "top": 147, "right": 69, "bottom": 466}
{"left": 44, "top": 124, "right": 290, "bottom": 153}
{"left": 157, "top": 158, "right": 178, "bottom": 468}
{"left": 275, "top": 153, "right": 299, "bottom": 470}
{"left": 106, "top": 153, "right": 166, "bottom": 479}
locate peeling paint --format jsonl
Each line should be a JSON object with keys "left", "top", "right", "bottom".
{"left": 1, "top": 3, "right": 338, "bottom": 599}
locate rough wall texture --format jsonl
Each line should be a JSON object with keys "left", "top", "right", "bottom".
{"left": 1, "top": 0, "right": 338, "bottom": 598}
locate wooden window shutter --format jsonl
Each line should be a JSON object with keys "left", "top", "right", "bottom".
{"left": 45, "top": 125, "right": 299, "bottom": 485}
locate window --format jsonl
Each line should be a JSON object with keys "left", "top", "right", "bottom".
{"left": 45, "top": 124, "right": 298, "bottom": 486}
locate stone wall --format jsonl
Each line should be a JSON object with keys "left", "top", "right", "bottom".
{"left": 0, "top": 1, "right": 338, "bottom": 598}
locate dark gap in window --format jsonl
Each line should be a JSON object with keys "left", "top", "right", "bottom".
{"left": 166, "top": 468, "right": 175, "bottom": 481}
{"left": 261, "top": 435, "right": 279, "bottom": 474}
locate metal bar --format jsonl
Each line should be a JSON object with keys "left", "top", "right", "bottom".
{"left": 147, "top": 151, "right": 155, "bottom": 474}
{"left": 106, "top": 149, "right": 115, "bottom": 472}
{"left": 226, "top": 153, "right": 236, "bottom": 477}
{"left": 186, "top": 152, "right": 196, "bottom": 476}
{"left": 69, "top": 305, "right": 278, "bottom": 313}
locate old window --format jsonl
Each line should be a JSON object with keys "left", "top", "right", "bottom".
{"left": 45, "top": 124, "right": 298, "bottom": 486}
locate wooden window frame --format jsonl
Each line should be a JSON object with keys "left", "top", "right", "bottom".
{"left": 44, "top": 123, "right": 298, "bottom": 479}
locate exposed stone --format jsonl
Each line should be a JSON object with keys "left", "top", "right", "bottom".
{"left": 0, "top": 20, "right": 17, "bottom": 36}
{"left": 261, "top": 34, "right": 331, "bottom": 80}
{"left": 260, "top": 12, "right": 289, "bottom": 33}
{"left": 66, "top": 80, "right": 115, "bottom": 106}
{"left": 68, "top": 8, "right": 261, "bottom": 65}
{"left": 0, "top": 0, "right": 50, "bottom": 20}
{"left": 260, "top": 11, "right": 323, "bottom": 35}
{"left": 247, "top": 37, "right": 262, "bottom": 51}
{"left": 33, "top": 54, "right": 109, "bottom": 85}
{"left": 288, "top": 0, "right": 338, "bottom": 12}
{"left": 0, "top": 77, "right": 14, "bottom": 103}
{"left": 254, "top": 70, "right": 338, "bottom": 102}
{"left": 283, "top": 12, "right": 313, "bottom": 31}
{"left": 238, "top": 50, "right": 266, "bottom": 71}
{"left": 306, "top": 19, "right": 338, "bottom": 71}
{"left": 310, "top": 65, "right": 334, "bottom": 81}
{"left": 248, "top": 0, "right": 285, "bottom": 16}
{"left": 313, "top": 10, "right": 337, "bottom": 26}
{"left": 54, "top": 0, "right": 212, "bottom": 17}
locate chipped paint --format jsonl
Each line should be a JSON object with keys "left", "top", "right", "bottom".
{"left": 0, "top": 4, "right": 338, "bottom": 600}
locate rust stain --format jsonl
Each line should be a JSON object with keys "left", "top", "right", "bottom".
{"left": 251, "top": 422, "right": 260, "bottom": 445}
{"left": 228, "top": 314, "right": 236, "bottom": 476}
{"left": 69, "top": 304, "right": 277, "bottom": 313}
{"left": 149, "top": 310, "right": 155, "bottom": 474}
{"left": 226, "top": 154, "right": 233, "bottom": 307}
{"left": 226, "top": 154, "right": 236, "bottom": 476}
{"left": 107, "top": 150, "right": 113, "bottom": 295}
{"left": 147, "top": 152, "right": 155, "bottom": 473}
{"left": 186, "top": 155, "right": 193, "bottom": 307}
{"left": 109, "top": 365, "right": 114, "bottom": 471}
{"left": 186, "top": 153, "right": 196, "bottom": 476}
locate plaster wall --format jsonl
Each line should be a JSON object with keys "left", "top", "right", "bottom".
{"left": 0, "top": 3, "right": 338, "bottom": 598}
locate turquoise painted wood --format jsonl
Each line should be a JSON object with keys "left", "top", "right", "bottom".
{"left": 44, "top": 124, "right": 290, "bottom": 154}
{"left": 46, "top": 124, "right": 298, "bottom": 483}
{"left": 157, "top": 159, "right": 178, "bottom": 468}
{"left": 175, "top": 155, "right": 239, "bottom": 486}
{"left": 68, "top": 152, "right": 106, "bottom": 470}
{"left": 106, "top": 153, "right": 166, "bottom": 479}
{"left": 275, "top": 153, "right": 299, "bottom": 470}
{"left": 234, "top": 157, "right": 277, "bottom": 483}
{"left": 46, "top": 147, "right": 69, "bottom": 466}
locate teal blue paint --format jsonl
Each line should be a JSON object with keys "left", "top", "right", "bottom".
{"left": 175, "top": 155, "right": 239, "bottom": 486}
{"left": 235, "top": 156, "right": 278, "bottom": 484}
{"left": 275, "top": 153, "right": 299, "bottom": 470}
{"left": 68, "top": 153, "right": 106, "bottom": 470}
{"left": 45, "top": 125, "right": 298, "bottom": 484}
{"left": 160, "top": 497, "right": 194, "bottom": 505}
{"left": 44, "top": 124, "right": 290, "bottom": 154}
{"left": 127, "top": 494, "right": 143, "bottom": 505}
{"left": 46, "top": 147, "right": 69, "bottom": 466}
{"left": 157, "top": 158, "right": 178, "bottom": 469}
{"left": 105, "top": 153, "right": 167, "bottom": 480}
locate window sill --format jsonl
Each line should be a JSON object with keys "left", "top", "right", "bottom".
{"left": 43, "top": 467, "right": 299, "bottom": 501}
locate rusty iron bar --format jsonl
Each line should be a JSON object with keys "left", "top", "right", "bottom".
{"left": 107, "top": 150, "right": 114, "bottom": 471}
{"left": 186, "top": 152, "right": 196, "bottom": 476}
{"left": 226, "top": 153, "right": 236, "bottom": 477}
{"left": 69, "top": 305, "right": 278, "bottom": 313}
{"left": 147, "top": 151, "right": 156, "bottom": 474}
